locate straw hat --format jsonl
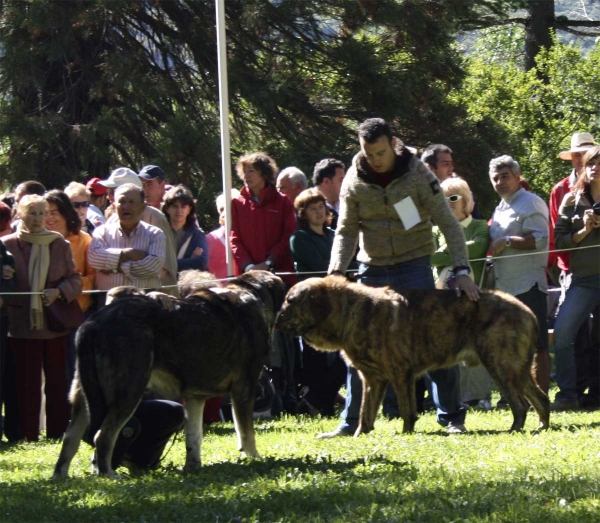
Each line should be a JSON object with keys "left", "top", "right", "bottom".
{"left": 558, "top": 132, "right": 597, "bottom": 160}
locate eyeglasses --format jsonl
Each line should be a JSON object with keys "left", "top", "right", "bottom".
{"left": 72, "top": 201, "right": 90, "bottom": 209}
{"left": 446, "top": 195, "right": 463, "bottom": 202}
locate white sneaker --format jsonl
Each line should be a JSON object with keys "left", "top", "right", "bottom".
{"left": 476, "top": 399, "right": 492, "bottom": 411}
{"left": 316, "top": 428, "right": 352, "bottom": 439}
{"left": 446, "top": 422, "right": 468, "bottom": 434}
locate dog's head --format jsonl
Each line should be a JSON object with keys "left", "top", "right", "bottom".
{"left": 229, "top": 270, "right": 287, "bottom": 325}
{"left": 275, "top": 277, "right": 333, "bottom": 336}
{"left": 105, "top": 286, "right": 145, "bottom": 305}
{"left": 177, "top": 269, "right": 218, "bottom": 298}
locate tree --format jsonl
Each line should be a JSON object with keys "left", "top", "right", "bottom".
{"left": 1, "top": 0, "right": 501, "bottom": 226}
{"left": 454, "top": 30, "right": 600, "bottom": 212}
{"left": 458, "top": 0, "right": 600, "bottom": 70}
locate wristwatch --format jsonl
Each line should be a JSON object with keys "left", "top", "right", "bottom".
{"left": 265, "top": 259, "right": 272, "bottom": 267}
{"left": 505, "top": 236, "right": 511, "bottom": 247}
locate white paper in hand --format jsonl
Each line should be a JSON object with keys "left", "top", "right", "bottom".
{"left": 393, "top": 196, "right": 421, "bottom": 230}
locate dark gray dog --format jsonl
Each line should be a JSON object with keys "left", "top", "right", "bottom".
{"left": 53, "top": 271, "right": 286, "bottom": 478}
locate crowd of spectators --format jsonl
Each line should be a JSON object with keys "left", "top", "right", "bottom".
{"left": 0, "top": 125, "right": 598, "bottom": 456}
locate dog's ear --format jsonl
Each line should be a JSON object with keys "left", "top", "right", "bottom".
{"left": 309, "top": 286, "right": 332, "bottom": 322}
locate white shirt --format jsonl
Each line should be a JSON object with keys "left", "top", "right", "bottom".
{"left": 490, "top": 188, "right": 549, "bottom": 296}
{"left": 88, "top": 219, "right": 166, "bottom": 291}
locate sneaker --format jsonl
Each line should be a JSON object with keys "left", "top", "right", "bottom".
{"left": 446, "top": 422, "right": 468, "bottom": 434}
{"left": 475, "top": 399, "right": 492, "bottom": 411}
{"left": 297, "top": 399, "right": 320, "bottom": 417}
{"left": 551, "top": 399, "right": 579, "bottom": 412}
{"left": 120, "top": 457, "right": 147, "bottom": 478}
{"left": 316, "top": 428, "right": 352, "bottom": 439}
{"left": 496, "top": 398, "right": 510, "bottom": 410}
{"left": 579, "top": 394, "right": 600, "bottom": 410}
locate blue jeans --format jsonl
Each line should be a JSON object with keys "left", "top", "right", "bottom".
{"left": 338, "top": 256, "right": 466, "bottom": 433}
{"left": 554, "top": 275, "right": 600, "bottom": 402}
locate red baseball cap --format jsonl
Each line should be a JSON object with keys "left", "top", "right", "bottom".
{"left": 86, "top": 177, "right": 108, "bottom": 196}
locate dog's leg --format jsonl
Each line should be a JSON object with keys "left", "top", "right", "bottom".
{"left": 53, "top": 386, "right": 89, "bottom": 478}
{"left": 389, "top": 369, "right": 419, "bottom": 434}
{"left": 523, "top": 372, "right": 550, "bottom": 430}
{"left": 231, "top": 393, "right": 260, "bottom": 458}
{"left": 481, "top": 360, "right": 529, "bottom": 432}
{"left": 183, "top": 397, "right": 206, "bottom": 473}
{"left": 94, "top": 405, "right": 139, "bottom": 478}
{"left": 356, "top": 374, "right": 387, "bottom": 436}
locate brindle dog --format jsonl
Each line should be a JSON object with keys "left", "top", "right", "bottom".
{"left": 53, "top": 271, "right": 286, "bottom": 478}
{"left": 276, "top": 275, "right": 550, "bottom": 436}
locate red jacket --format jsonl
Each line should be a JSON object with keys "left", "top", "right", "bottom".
{"left": 230, "top": 184, "right": 297, "bottom": 285}
{"left": 548, "top": 174, "right": 574, "bottom": 272}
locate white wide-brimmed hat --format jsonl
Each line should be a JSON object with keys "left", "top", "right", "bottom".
{"left": 558, "top": 132, "right": 597, "bottom": 160}
{"left": 99, "top": 167, "right": 143, "bottom": 188}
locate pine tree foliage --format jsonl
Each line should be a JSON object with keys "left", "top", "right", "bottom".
{"left": 0, "top": 0, "right": 501, "bottom": 212}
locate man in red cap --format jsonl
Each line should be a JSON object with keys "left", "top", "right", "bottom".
{"left": 86, "top": 177, "right": 109, "bottom": 225}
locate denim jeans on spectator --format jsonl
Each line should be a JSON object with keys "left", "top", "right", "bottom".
{"left": 337, "top": 256, "right": 466, "bottom": 434}
{"left": 554, "top": 274, "right": 600, "bottom": 402}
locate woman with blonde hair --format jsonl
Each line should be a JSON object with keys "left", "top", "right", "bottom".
{"left": 432, "top": 177, "right": 489, "bottom": 288}
{"left": 64, "top": 181, "right": 101, "bottom": 233}
{"left": 432, "top": 177, "right": 492, "bottom": 409}
{"left": 1, "top": 195, "right": 82, "bottom": 441}
{"left": 206, "top": 189, "right": 240, "bottom": 279}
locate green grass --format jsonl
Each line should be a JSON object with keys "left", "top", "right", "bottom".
{"left": 1, "top": 390, "right": 599, "bottom": 523}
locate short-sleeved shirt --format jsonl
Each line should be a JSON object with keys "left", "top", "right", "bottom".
{"left": 490, "top": 188, "right": 549, "bottom": 295}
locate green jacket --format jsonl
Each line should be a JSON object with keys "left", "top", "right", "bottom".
{"left": 290, "top": 226, "right": 335, "bottom": 280}
{"left": 432, "top": 216, "right": 490, "bottom": 287}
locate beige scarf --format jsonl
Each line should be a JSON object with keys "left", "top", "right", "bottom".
{"left": 17, "top": 225, "right": 62, "bottom": 330}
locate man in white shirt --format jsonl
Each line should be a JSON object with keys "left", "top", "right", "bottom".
{"left": 88, "top": 184, "right": 166, "bottom": 294}
{"left": 488, "top": 155, "right": 551, "bottom": 394}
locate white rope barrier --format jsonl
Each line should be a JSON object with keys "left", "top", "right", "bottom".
{"left": 0, "top": 244, "right": 597, "bottom": 296}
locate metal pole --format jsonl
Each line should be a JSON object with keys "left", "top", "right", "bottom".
{"left": 215, "top": 0, "right": 234, "bottom": 276}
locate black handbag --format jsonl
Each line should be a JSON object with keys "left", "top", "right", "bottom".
{"left": 45, "top": 298, "right": 85, "bottom": 332}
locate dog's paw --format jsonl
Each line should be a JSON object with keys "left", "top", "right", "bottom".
{"left": 183, "top": 462, "right": 202, "bottom": 475}
{"left": 241, "top": 449, "right": 261, "bottom": 459}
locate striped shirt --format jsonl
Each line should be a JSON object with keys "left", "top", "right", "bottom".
{"left": 88, "top": 219, "right": 166, "bottom": 291}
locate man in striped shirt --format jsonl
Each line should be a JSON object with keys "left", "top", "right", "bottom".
{"left": 89, "top": 184, "right": 166, "bottom": 293}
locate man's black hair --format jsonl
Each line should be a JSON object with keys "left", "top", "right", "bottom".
{"left": 313, "top": 158, "right": 345, "bottom": 186}
{"left": 15, "top": 180, "right": 46, "bottom": 197}
{"left": 358, "top": 118, "right": 393, "bottom": 144}
{"left": 422, "top": 144, "right": 453, "bottom": 169}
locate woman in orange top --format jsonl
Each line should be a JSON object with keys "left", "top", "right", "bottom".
{"left": 44, "top": 190, "right": 95, "bottom": 384}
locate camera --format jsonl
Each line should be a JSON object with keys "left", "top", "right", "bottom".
{"left": 593, "top": 202, "right": 600, "bottom": 216}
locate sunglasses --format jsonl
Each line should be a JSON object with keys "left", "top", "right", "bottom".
{"left": 446, "top": 195, "right": 463, "bottom": 202}
{"left": 72, "top": 201, "right": 90, "bottom": 209}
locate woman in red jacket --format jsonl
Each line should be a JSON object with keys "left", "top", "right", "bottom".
{"left": 230, "top": 152, "right": 298, "bottom": 415}
{"left": 230, "top": 152, "right": 297, "bottom": 287}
